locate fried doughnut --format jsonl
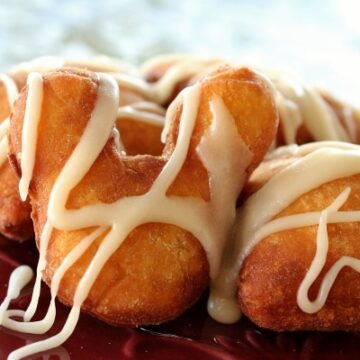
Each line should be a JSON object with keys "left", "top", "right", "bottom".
{"left": 5, "top": 65, "right": 277, "bottom": 358}
{"left": 236, "top": 142, "right": 360, "bottom": 330}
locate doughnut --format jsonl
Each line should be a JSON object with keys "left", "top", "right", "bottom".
{"left": 3, "top": 65, "right": 277, "bottom": 358}
{"left": 235, "top": 142, "right": 360, "bottom": 330}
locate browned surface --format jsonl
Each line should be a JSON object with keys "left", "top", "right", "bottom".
{"left": 239, "top": 153, "right": 360, "bottom": 331}
{"left": 0, "top": 82, "right": 33, "bottom": 241}
{"left": 9, "top": 66, "right": 278, "bottom": 326}
{"left": 117, "top": 119, "right": 163, "bottom": 156}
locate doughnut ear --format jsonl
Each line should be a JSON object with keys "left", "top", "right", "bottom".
{"left": 0, "top": 65, "right": 165, "bottom": 242}
{"left": 9, "top": 66, "right": 278, "bottom": 326}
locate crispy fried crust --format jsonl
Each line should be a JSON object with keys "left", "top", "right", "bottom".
{"left": 9, "top": 67, "right": 277, "bottom": 325}
{"left": 0, "top": 162, "right": 33, "bottom": 240}
{"left": 239, "top": 153, "right": 360, "bottom": 331}
{"left": 0, "top": 82, "right": 33, "bottom": 241}
{"left": 117, "top": 119, "right": 163, "bottom": 156}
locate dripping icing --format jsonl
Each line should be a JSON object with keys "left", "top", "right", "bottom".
{"left": 18, "top": 72, "right": 43, "bottom": 201}
{"left": 296, "top": 187, "right": 360, "bottom": 313}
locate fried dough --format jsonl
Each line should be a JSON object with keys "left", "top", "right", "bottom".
{"left": 9, "top": 66, "right": 278, "bottom": 325}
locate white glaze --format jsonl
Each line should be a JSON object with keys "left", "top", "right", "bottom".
{"left": 0, "top": 123, "right": 9, "bottom": 165}
{"left": 266, "top": 140, "right": 360, "bottom": 159}
{"left": 130, "top": 101, "right": 165, "bottom": 115}
{"left": 0, "top": 73, "right": 19, "bottom": 106}
{"left": 3, "top": 227, "right": 107, "bottom": 335}
{"left": 296, "top": 187, "right": 354, "bottom": 313}
{"left": 18, "top": 72, "right": 44, "bottom": 201}
{"left": 0, "top": 118, "right": 10, "bottom": 140}
{"left": 0, "top": 74, "right": 19, "bottom": 165}
{"left": 0, "top": 266, "right": 33, "bottom": 323}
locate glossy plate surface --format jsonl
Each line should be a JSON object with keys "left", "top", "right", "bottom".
{"left": 0, "top": 237, "right": 359, "bottom": 360}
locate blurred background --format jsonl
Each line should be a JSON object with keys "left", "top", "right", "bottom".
{"left": 0, "top": 0, "right": 359, "bottom": 103}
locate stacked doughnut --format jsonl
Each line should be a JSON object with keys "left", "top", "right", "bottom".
{"left": 0, "top": 54, "right": 359, "bottom": 359}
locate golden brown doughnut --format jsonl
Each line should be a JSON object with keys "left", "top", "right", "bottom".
{"left": 9, "top": 66, "right": 278, "bottom": 326}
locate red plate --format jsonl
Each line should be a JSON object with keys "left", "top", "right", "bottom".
{"left": 0, "top": 237, "right": 359, "bottom": 360}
